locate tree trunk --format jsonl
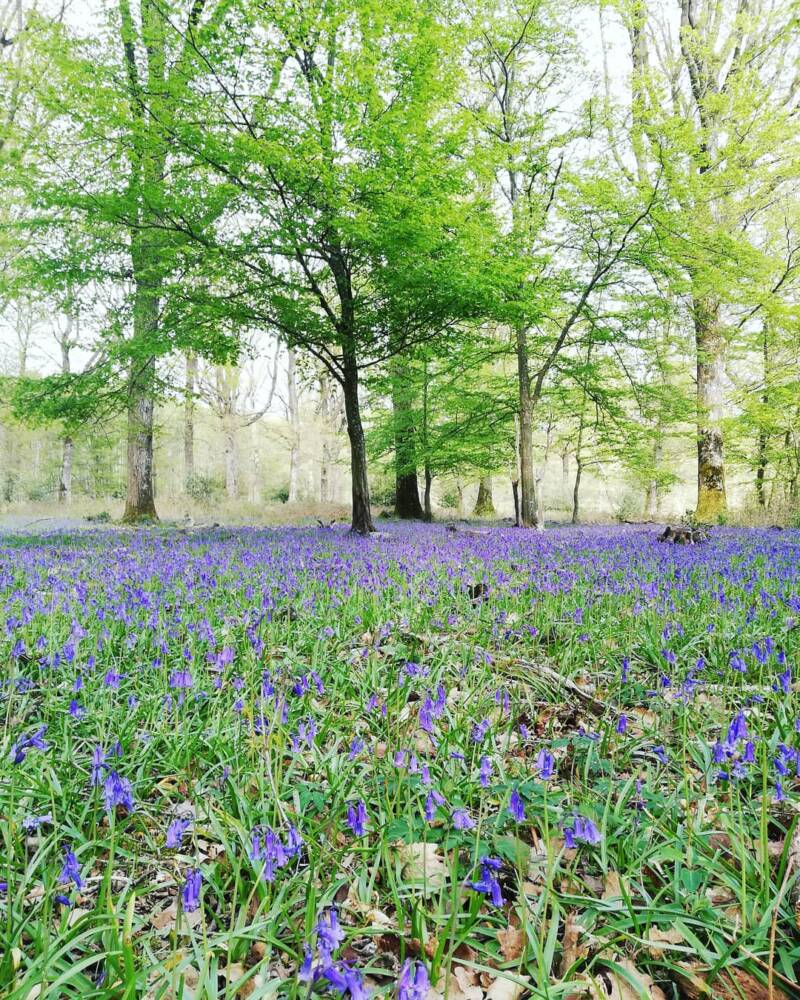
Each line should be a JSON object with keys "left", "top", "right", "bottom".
{"left": 59, "top": 437, "right": 73, "bottom": 504}
{"left": 561, "top": 448, "right": 570, "bottom": 503}
{"left": 122, "top": 352, "right": 158, "bottom": 522}
{"left": 473, "top": 475, "right": 495, "bottom": 516}
{"left": 644, "top": 438, "right": 662, "bottom": 519}
{"left": 755, "top": 324, "right": 770, "bottom": 508}
{"left": 392, "top": 359, "right": 424, "bottom": 519}
{"left": 694, "top": 294, "right": 727, "bottom": 521}
{"left": 423, "top": 463, "right": 433, "bottom": 522}
{"left": 571, "top": 464, "right": 582, "bottom": 524}
{"left": 342, "top": 343, "right": 374, "bottom": 535}
{"left": 516, "top": 325, "right": 540, "bottom": 527}
{"left": 572, "top": 411, "right": 585, "bottom": 524}
{"left": 223, "top": 413, "right": 238, "bottom": 499}
{"left": 320, "top": 441, "right": 332, "bottom": 503}
{"left": 184, "top": 352, "right": 196, "bottom": 491}
{"left": 287, "top": 348, "right": 301, "bottom": 503}
{"left": 512, "top": 480, "right": 520, "bottom": 526}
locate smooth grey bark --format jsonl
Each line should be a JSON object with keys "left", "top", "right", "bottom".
{"left": 184, "top": 352, "right": 197, "bottom": 490}
{"left": 287, "top": 348, "right": 301, "bottom": 503}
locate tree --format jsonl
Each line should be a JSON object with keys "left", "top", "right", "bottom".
{"left": 145, "top": 0, "right": 502, "bottom": 533}
{"left": 2, "top": 0, "right": 235, "bottom": 521}
{"left": 468, "top": 0, "right": 660, "bottom": 528}
{"left": 614, "top": 0, "right": 800, "bottom": 519}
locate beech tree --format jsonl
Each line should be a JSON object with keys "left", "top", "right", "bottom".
{"left": 148, "top": 0, "right": 503, "bottom": 533}
{"left": 2, "top": 0, "right": 235, "bottom": 521}
{"left": 614, "top": 0, "right": 800, "bottom": 519}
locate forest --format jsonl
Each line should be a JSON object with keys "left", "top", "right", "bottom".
{"left": 1, "top": 0, "right": 798, "bottom": 531}
{"left": 2, "top": 2, "right": 800, "bottom": 1000}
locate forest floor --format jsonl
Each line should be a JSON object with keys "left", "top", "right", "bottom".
{"left": 1, "top": 522, "right": 799, "bottom": 1000}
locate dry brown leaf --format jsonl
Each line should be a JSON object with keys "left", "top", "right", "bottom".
{"left": 674, "top": 963, "right": 791, "bottom": 1000}
{"left": 437, "top": 966, "right": 483, "bottom": 1000}
{"left": 497, "top": 925, "right": 526, "bottom": 962}
{"left": 597, "top": 959, "right": 666, "bottom": 1000}
{"left": 559, "top": 911, "right": 588, "bottom": 977}
{"left": 485, "top": 975, "right": 529, "bottom": 1000}
{"left": 646, "top": 927, "right": 683, "bottom": 956}
{"left": 602, "top": 873, "right": 624, "bottom": 901}
{"left": 150, "top": 903, "right": 202, "bottom": 935}
{"left": 398, "top": 842, "right": 448, "bottom": 894}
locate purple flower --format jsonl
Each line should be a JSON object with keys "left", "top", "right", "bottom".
{"left": 479, "top": 756, "right": 492, "bottom": 788}
{"left": 181, "top": 868, "right": 202, "bottom": 912}
{"left": 564, "top": 813, "right": 602, "bottom": 847}
{"left": 324, "top": 963, "right": 369, "bottom": 1000}
{"left": 398, "top": 960, "right": 430, "bottom": 1000}
{"left": 652, "top": 745, "right": 669, "bottom": 765}
{"left": 170, "top": 670, "right": 193, "bottom": 689}
{"left": 347, "top": 800, "right": 368, "bottom": 837}
{"left": 726, "top": 711, "right": 747, "bottom": 746}
{"left": 424, "top": 789, "right": 445, "bottom": 822}
{"left": 23, "top": 813, "right": 52, "bottom": 831}
{"left": 535, "top": 748, "right": 555, "bottom": 779}
{"left": 467, "top": 856, "right": 503, "bottom": 906}
{"left": 508, "top": 789, "right": 525, "bottom": 822}
{"left": 90, "top": 746, "right": 107, "bottom": 786}
{"left": 166, "top": 817, "right": 191, "bottom": 849}
{"left": 59, "top": 847, "right": 83, "bottom": 889}
{"left": 451, "top": 808, "right": 475, "bottom": 831}
{"left": 616, "top": 715, "right": 627, "bottom": 734}
{"left": 103, "top": 771, "right": 135, "bottom": 814}
{"left": 316, "top": 908, "right": 345, "bottom": 963}
{"left": 471, "top": 719, "right": 490, "bottom": 743}
{"left": 9, "top": 725, "right": 49, "bottom": 765}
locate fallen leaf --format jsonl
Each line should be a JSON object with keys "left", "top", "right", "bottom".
{"left": 559, "top": 911, "right": 588, "bottom": 977}
{"left": 602, "top": 873, "right": 623, "bottom": 901}
{"left": 598, "top": 959, "right": 666, "bottom": 1000}
{"left": 398, "top": 842, "right": 448, "bottom": 894}
{"left": 646, "top": 926, "right": 683, "bottom": 956}
{"left": 674, "top": 963, "right": 790, "bottom": 1000}
{"left": 486, "top": 975, "right": 529, "bottom": 1000}
{"left": 497, "top": 925, "right": 526, "bottom": 962}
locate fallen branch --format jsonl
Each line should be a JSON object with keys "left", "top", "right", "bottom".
{"left": 507, "top": 658, "right": 608, "bottom": 718}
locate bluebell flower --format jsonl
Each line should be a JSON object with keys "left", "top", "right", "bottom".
{"left": 315, "top": 909, "right": 345, "bottom": 963}
{"left": 181, "top": 868, "right": 202, "bottom": 912}
{"left": 424, "top": 789, "right": 445, "bottom": 822}
{"left": 508, "top": 789, "right": 525, "bottom": 822}
{"left": 564, "top": 814, "right": 602, "bottom": 847}
{"left": 90, "top": 746, "right": 107, "bottom": 786}
{"left": 467, "top": 856, "right": 503, "bottom": 906}
{"left": 536, "top": 748, "right": 555, "bottom": 779}
{"left": 23, "top": 813, "right": 52, "bottom": 831}
{"left": 471, "top": 719, "right": 489, "bottom": 743}
{"left": 103, "top": 771, "right": 135, "bottom": 814}
{"left": 347, "top": 800, "right": 368, "bottom": 837}
{"left": 726, "top": 711, "right": 747, "bottom": 746}
{"left": 69, "top": 699, "right": 86, "bottom": 719}
{"left": 398, "top": 960, "right": 430, "bottom": 1000}
{"left": 323, "top": 963, "right": 369, "bottom": 1000}
{"left": 452, "top": 808, "right": 475, "bottom": 831}
{"left": 479, "top": 756, "right": 492, "bottom": 788}
{"left": 59, "top": 847, "right": 83, "bottom": 889}
{"left": 166, "top": 818, "right": 191, "bottom": 849}
{"left": 9, "top": 725, "right": 49, "bottom": 765}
